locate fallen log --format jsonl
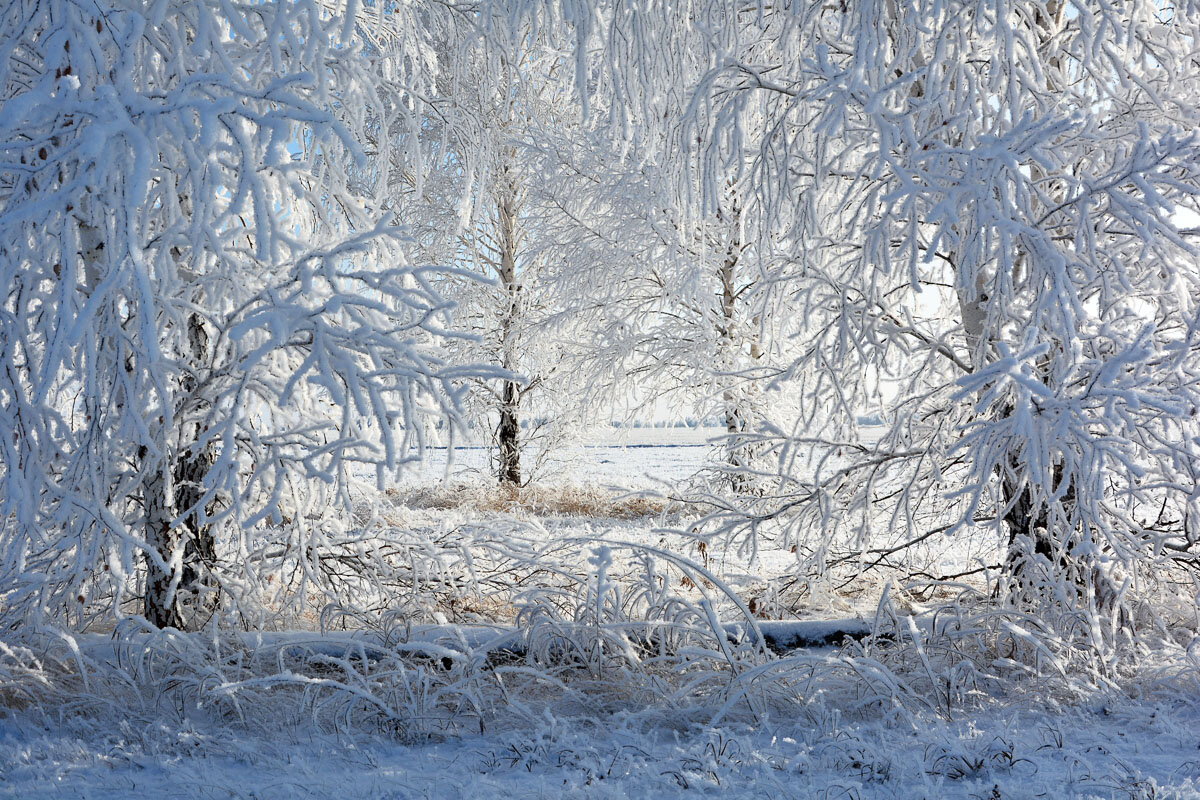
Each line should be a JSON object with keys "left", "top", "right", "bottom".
{"left": 246, "top": 618, "right": 875, "bottom": 670}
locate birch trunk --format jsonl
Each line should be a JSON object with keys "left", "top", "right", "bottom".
{"left": 716, "top": 203, "right": 762, "bottom": 494}
{"left": 496, "top": 186, "right": 522, "bottom": 487}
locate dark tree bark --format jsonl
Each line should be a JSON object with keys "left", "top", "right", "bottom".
{"left": 498, "top": 379, "right": 521, "bottom": 486}
{"left": 142, "top": 467, "right": 185, "bottom": 628}
{"left": 1001, "top": 457, "right": 1069, "bottom": 575}
{"left": 174, "top": 311, "right": 218, "bottom": 624}
{"left": 143, "top": 312, "right": 218, "bottom": 630}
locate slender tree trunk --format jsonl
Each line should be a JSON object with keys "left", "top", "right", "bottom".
{"left": 140, "top": 326, "right": 216, "bottom": 630}
{"left": 959, "top": 268, "right": 1074, "bottom": 585}
{"left": 1000, "top": 455, "right": 1069, "bottom": 560}
{"left": 716, "top": 204, "right": 760, "bottom": 493}
{"left": 719, "top": 235, "right": 745, "bottom": 439}
{"left": 498, "top": 379, "right": 521, "bottom": 486}
{"left": 173, "top": 311, "right": 218, "bottom": 625}
{"left": 79, "top": 212, "right": 191, "bottom": 628}
{"left": 933, "top": 1, "right": 1079, "bottom": 591}
{"left": 495, "top": 186, "right": 522, "bottom": 487}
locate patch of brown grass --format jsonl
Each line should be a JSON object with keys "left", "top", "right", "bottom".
{"left": 388, "top": 482, "right": 675, "bottom": 519}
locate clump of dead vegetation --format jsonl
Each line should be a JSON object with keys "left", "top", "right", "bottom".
{"left": 388, "top": 482, "right": 678, "bottom": 519}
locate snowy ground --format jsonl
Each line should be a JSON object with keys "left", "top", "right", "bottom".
{"left": 3, "top": 694, "right": 1198, "bottom": 798}
{"left": 1, "top": 433, "right": 1197, "bottom": 799}
{"left": 389, "top": 425, "right": 996, "bottom": 609}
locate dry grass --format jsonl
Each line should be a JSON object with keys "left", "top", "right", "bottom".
{"left": 388, "top": 481, "right": 676, "bottom": 519}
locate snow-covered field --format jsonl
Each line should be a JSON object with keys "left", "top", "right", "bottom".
{"left": 393, "top": 426, "right": 720, "bottom": 489}
{"left": 1, "top": 435, "right": 1198, "bottom": 799}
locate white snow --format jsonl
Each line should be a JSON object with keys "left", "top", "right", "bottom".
{"left": 2, "top": 691, "right": 1197, "bottom": 798}
{"left": 397, "top": 426, "right": 720, "bottom": 490}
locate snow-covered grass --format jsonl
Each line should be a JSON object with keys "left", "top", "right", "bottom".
{"left": 2, "top": 676, "right": 1198, "bottom": 798}
{"left": 1, "top": 437, "right": 1198, "bottom": 798}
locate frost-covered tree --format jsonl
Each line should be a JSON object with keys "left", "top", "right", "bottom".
{"left": 536, "top": 150, "right": 781, "bottom": 490}
{"left": 562, "top": 0, "right": 1200, "bottom": 635}
{"left": 390, "top": 15, "right": 586, "bottom": 487}
{"left": 0, "top": 0, "right": 470, "bottom": 630}
{"left": 526, "top": 13, "right": 787, "bottom": 493}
